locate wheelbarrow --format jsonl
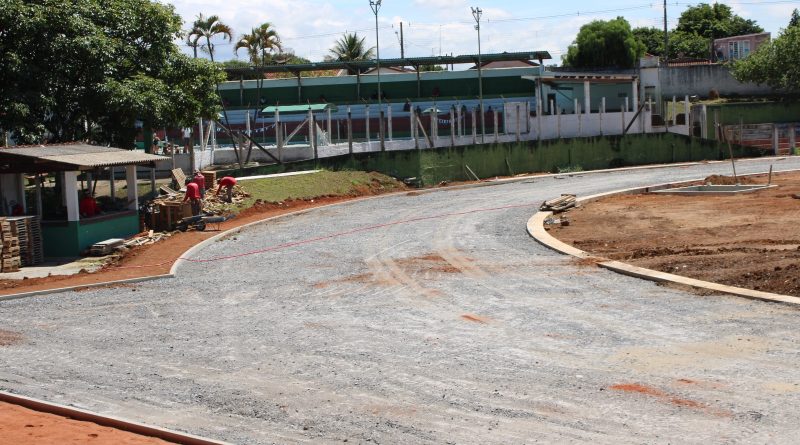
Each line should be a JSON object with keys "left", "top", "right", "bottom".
{"left": 174, "top": 214, "right": 233, "bottom": 232}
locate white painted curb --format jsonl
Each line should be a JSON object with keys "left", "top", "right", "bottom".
{"left": 0, "top": 391, "right": 233, "bottom": 445}
{"left": 527, "top": 169, "right": 800, "bottom": 306}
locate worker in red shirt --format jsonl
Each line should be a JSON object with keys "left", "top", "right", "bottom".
{"left": 192, "top": 171, "right": 206, "bottom": 198}
{"left": 216, "top": 176, "right": 237, "bottom": 203}
{"left": 79, "top": 192, "right": 99, "bottom": 218}
{"left": 183, "top": 178, "right": 202, "bottom": 216}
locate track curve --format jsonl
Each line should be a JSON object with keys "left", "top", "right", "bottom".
{"left": 2, "top": 157, "right": 800, "bottom": 444}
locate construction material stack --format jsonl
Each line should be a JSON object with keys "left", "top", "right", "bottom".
{"left": 7, "top": 216, "right": 44, "bottom": 266}
{"left": 0, "top": 218, "right": 21, "bottom": 273}
{"left": 540, "top": 194, "right": 577, "bottom": 212}
{"left": 200, "top": 171, "right": 217, "bottom": 188}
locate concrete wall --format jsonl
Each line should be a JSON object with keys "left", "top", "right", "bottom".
{"left": 216, "top": 133, "right": 765, "bottom": 187}
{"left": 657, "top": 64, "right": 773, "bottom": 98}
{"left": 695, "top": 101, "right": 800, "bottom": 140}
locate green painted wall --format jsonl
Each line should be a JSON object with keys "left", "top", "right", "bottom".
{"left": 218, "top": 133, "right": 765, "bottom": 188}
{"left": 702, "top": 101, "right": 800, "bottom": 140}
{"left": 42, "top": 213, "right": 140, "bottom": 257}
{"left": 77, "top": 213, "right": 140, "bottom": 252}
{"left": 42, "top": 222, "right": 81, "bottom": 257}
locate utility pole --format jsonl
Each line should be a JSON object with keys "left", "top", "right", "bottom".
{"left": 369, "top": 0, "right": 384, "bottom": 150}
{"left": 663, "top": 0, "right": 669, "bottom": 63}
{"left": 472, "top": 6, "right": 485, "bottom": 143}
{"left": 400, "top": 22, "right": 405, "bottom": 59}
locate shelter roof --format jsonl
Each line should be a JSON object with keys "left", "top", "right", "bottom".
{"left": 0, "top": 144, "right": 167, "bottom": 173}
{"left": 261, "top": 104, "right": 337, "bottom": 114}
{"left": 225, "top": 51, "right": 552, "bottom": 76}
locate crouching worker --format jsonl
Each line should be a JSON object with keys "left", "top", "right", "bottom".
{"left": 216, "top": 176, "right": 237, "bottom": 203}
{"left": 183, "top": 178, "right": 202, "bottom": 216}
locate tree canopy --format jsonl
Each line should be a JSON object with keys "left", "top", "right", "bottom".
{"left": 790, "top": 9, "right": 799, "bottom": 28}
{"left": 329, "top": 33, "right": 375, "bottom": 62}
{"left": 563, "top": 17, "right": 645, "bottom": 68}
{"left": 0, "top": 0, "right": 225, "bottom": 147}
{"left": 632, "top": 27, "right": 665, "bottom": 57}
{"left": 732, "top": 25, "right": 800, "bottom": 92}
{"left": 188, "top": 14, "right": 233, "bottom": 63}
{"left": 675, "top": 3, "right": 763, "bottom": 40}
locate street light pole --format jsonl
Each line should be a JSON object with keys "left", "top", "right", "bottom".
{"left": 370, "top": 0, "right": 385, "bottom": 150}
{"left": 471, "top": 6, "right": 484, "bottom": 143}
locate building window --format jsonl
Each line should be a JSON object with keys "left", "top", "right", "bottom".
{"left": 728, "top": 40, "right": 751, "bottom": 60}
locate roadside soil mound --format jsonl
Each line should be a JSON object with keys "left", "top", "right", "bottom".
{"left": 553, "top": 171, "right": 800, "bottom": 297}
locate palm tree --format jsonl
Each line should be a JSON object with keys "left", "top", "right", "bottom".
{"left": 234, "top": 23, "right": 283, "bottom": 143}
{"left": 234, "top": 23, "right": 282, "bottom": 66}
{"left": 186, "top": 33, "right": 201, "bottom": 59}
{"left": 188, "top": 14, "right": 233, "bottom": 63}
{"left": 329, "top": 33, "right": 374, "bottom": 74}
{"left": 188, "top": 14, "right": 239, "bottom": 163}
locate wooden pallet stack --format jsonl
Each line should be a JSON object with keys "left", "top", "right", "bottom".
{"left": 7, "top": 216, "right": 44, "bottom": 266}
{"left": 0, "top": 218, "right": 21, "bottom": 273}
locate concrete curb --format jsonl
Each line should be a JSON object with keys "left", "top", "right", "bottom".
{"left": 527, "top": 169, "right": 800, "bottom": 306}
{"left": 0, "top": 391, "right": 233, "bottom": 445}
{"left": 0, "top": 274, "right": 174, "bottom": 302}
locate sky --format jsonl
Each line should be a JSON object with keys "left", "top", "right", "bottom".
{"left": 164, "top": 0, "right": 799, "bottom": 65}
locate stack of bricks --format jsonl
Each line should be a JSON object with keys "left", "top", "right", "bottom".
{"left": 200, "top": 171, "right": 217, "bottom": 188}
{"left": 0, "top": 218, "right": 21, "bottom": 273}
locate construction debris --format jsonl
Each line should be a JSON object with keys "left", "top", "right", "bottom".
{"left": 90, "top": 238, "right": 125, "bottom": 256}
{"left": 540, "top": 194, "right": 577, "bottom": 212}
{"left": 146, "top": 183, "right": 249, "bottom": 232}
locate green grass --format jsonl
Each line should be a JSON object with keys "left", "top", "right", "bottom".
{"left": 238, "top": 170, "right": 404, "bottom": 209}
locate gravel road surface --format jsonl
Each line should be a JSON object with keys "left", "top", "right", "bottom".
{"left": 2, "top": 157, "right": 800, "bottom": 444}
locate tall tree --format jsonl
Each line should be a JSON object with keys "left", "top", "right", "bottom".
{"left": 234, "top": 23, "right": 283, "bottom": 115}
{"left": 675, "top": 3, "right": 763, "bottom": 41}
{"left": 0, "top": 0, "right": 224, "bottom": 147}
{"left": 188, "top": 14, "right": 233, "bottom": 63}
{"left": 329, "top": 33, "right": 375, "bottom": 74}
{"left": 633, "top": 27, "right": 665, "bottom": 56}
{"left": 790, "top": 9, "right": 800, "bottom": 28}
{"left": 563, "top": 17, "right": 645, "bottom": 68}
{"left": 732, "top": 25, "right": 800, "bottom": 92}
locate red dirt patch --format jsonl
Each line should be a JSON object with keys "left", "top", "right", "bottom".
{"left": 610, "top": 383, "right": 704, "bottom": 409}
{"left": 396, "top": 254, "right": 463, "bottom": 274}
{"left": 0, "top": 401, "right": 176, "bottom": 444}
{"left": 0, "top": 329, "right": 22, "bottom": 346}
{"left": 703, "top": 174, "right": 759, "bottom": 185}
{"left": 461, "top": 314, "right": 489, "bottom": 324}
{"left": 555, "top": 171, "right": 800, "bottom": 296}
{"left": 314, "top": 272, "right": 395, "bottom": 289}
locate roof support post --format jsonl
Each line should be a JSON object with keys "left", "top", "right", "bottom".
{"left": 64, "top": 171, "right": 79, "bottom": 222}
{"left": 583, "top": 81, "right": 591, "bottom": 116}
{"left": 16, "top": 174, "right": 26, "bottom": 214}
{"left": 35, "top": 174, "right": 43, "bottom": 217}
{"left": 296, "top": 72, "right": 302, "bottom": 103}
{"left": 415, "top": 66, "right": 421, "bottom": 97}
{"left": 125, "top": 165, "right": 138, "bottom": 211}
{"left": 356, "top": 70, "right": 361, "bottom": 100}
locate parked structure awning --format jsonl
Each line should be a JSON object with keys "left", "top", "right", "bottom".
{"left": 261, "top": 104, "right": 338, "bottom": 114}
{"left": 0, "top": 144, "right": 167, "bottom": 174}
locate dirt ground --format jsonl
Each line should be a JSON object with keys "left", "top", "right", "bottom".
{"left": 0, "top": 188, "right": 403, "bottom": 297}
{"left": 0, "top": 401, "right": 175, "bottom": 444}
{"left": 553, "top": 171, "right": 800, "bottom": 296}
